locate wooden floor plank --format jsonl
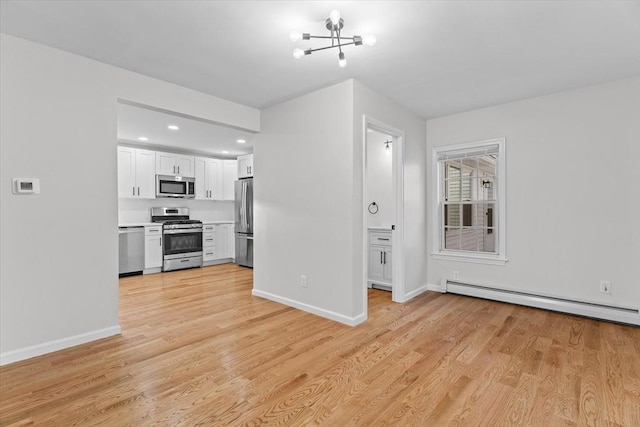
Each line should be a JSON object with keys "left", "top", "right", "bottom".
{"left": 1, "top": 264, "right": 639, "bottom": 426}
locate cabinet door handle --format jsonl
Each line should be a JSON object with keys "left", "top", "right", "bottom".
{"left": 378, "top": 238, "right": 390, "bottom": 241}
{"left": 383, "top": 252, "right": 386, "bottom": 264}
{"left": 177, "top": 166, "right": 180, "bottom": 174}
{"left": 159, "top": 237, "right": 162, "bottom": 246}
{"left": 132, "top": 186, "right": 135, "bottom": 196}
{"left": 380, "top": 252, "right": 383, "bottom": 264}
{"left": 137, "top": 187, "right": 140, "bottom": 196}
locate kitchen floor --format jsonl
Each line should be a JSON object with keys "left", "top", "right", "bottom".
{"left": 1, "top": 264, "right": 638, "bottom": 425}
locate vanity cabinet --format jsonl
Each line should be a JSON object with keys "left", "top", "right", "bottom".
{"left": 368, "top": 230, "right": 392, "bottom": 290}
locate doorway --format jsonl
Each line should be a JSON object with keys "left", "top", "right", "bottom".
{"left": 362, "top": 116, "right": 405, "bottom": 315}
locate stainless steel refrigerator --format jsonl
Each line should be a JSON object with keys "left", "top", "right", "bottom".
{"left": 234, "top": 178, "right": 253, "bottom": 267}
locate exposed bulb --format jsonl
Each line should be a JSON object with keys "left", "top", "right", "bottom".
{"left": 329, "top": 9, "right": 341, "bottom": 26}
{"left": 338, "top": 52, "right": 347, "bottom": 68}
{"left": 289, "top": 31, "right": 302, "bottom": 42}
{"left": 362, "top": 34, "right": 377, "bottom": 46}
{"left": 293, "top": 48, "right": 305, "bottom": 59}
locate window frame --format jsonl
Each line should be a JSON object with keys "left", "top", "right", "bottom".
{"left": 431, "top": 137, "right": 507, "bottom": 265}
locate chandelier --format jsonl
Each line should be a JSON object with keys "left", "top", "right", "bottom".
{"left": 290, "top": 9, "right": 376, "bottom": 67}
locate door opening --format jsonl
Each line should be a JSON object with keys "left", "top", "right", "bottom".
{"left": 362, "top": 116, "right": 405, "bottom": 318}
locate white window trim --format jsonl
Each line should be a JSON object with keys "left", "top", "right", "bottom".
{"left": 431, "top": 137, "right": 507, "bottom": 265}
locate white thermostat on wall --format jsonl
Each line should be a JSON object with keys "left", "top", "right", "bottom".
{"left": 12, "top": 178, "right": 40, "bottom": 195}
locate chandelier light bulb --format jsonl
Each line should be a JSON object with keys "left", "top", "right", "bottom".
{"left": 293, "top": 48, "right": 305, "bottom": 59}
{"left": 289, "top": 31, "right": 302, "bottom": 42}
{"left": 338, "top": 52, "right": 347, "bottom": 68}
{"left": 329, "top": 9, "right": 341, "bottom": 26}
{"left": 362, "top": 34, "right": 377, "bottom": 46}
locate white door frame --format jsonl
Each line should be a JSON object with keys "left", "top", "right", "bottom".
{"left": 362, "top": 115, "right": 405, "bottom": 313}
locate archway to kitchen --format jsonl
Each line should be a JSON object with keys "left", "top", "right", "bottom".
{"left": 362, "top": 116, "right": 405, "bottom": 316}
{"left": 116, "top": 99, "right": 256, "bottom": 286}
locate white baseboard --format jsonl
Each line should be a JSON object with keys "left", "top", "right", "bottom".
{"left": 0, "top": 325, "right": 121, "bottom": 366}
{"left": 426, "top": 283, "right": 446, "bottom": 293}
{"left": 252, "top": 289, "right": 366, "bottom": 327}
{"left": 402, "top": 284, "right": 430, "bottom": 301}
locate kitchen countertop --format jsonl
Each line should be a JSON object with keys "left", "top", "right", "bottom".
{"left": 367, "top": 226, "right": 392, "bottom": 231}
{"left": 119, "top": 222, "right": 156, "bottom": 228}
{"left": 200, "top": 220, "right": 234, "bottom": 224}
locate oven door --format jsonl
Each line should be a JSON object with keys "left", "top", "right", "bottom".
{"left": 163, "top": 229, "right": 203, "bottom": 258}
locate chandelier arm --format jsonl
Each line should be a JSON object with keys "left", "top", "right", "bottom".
{"left": 305, "top": 35, "right": 357, "bottom": 41}
{"left": 306, "top": 42, "right": 357, "bottom": 54}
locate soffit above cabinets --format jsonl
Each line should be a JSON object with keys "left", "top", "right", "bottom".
{"left": 117, "top": 102, "right": 255, "bottom": 158}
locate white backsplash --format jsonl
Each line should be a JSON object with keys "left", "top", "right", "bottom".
{"left": 119, "top": 198, "right": 234, "bottom": 223}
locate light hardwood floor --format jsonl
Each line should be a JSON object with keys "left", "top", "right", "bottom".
{"left": 1, "top": 264, "right": 639, "bottom": 426}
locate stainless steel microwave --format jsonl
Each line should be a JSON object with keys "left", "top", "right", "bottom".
{"left": 156, "top": 175, "right": 195, "bottom": 198}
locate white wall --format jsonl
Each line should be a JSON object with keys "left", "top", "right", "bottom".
{"left": 366, "top": 131, "right": 393, "bottom": 228}
{"left": 254, "top": 79, "right": 427, "bottom": 324}
{"left": 118, "top": 199, "right": 234, "bottom": 224}
{"left": 253, "top": 80, "right": 359, "bottom": 323}
{"left": 353, "top": 81, "right": 428, "bottom": 305}
{"left": 426, "top": 77, "right": 640, "bottom": 309}
{"left": 0, "top": 34, "right": 259, "bottom": 365}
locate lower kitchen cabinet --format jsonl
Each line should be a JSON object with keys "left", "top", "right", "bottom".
{"left": 203, "top": 224, "right": 216, "bottom": 262}
{"left": 368, "top": 230, "right": 392, "bottom": 290}
{"left": 202, "top": 223, "right": 235, "bottom": 265}
{"left": 144, "top": 225, "right": 163, "bottom": 271}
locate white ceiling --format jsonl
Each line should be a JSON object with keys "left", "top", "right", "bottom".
{"left": 1, "top": 1, "right": 639, "bottom": 122}
{"left": 117, "top": 102, "right": 255, "bottom": 158}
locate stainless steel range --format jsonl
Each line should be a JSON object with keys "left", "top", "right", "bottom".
{"left": 151, "top": 207, "right": 203, "bottom": 272}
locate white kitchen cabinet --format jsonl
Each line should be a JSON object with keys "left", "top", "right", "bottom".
{"left": 368, "top": 230, "right": 392, "bottom": 289}
{"left": 156, "top": 151, "right": 195, "bottom": 177}
{"left": 118, "top": 147, "right": 156, "bottom": 199}
{"left": 237, "top": 154, "right": 254, "bottom": 178}
{"left": 216, "top": 224, "right": 235, "bottom": 259}
{"left": 222, "top": 160, "right": 238, "bottom": 200}
{"left": 144, "top": 225, "right": 163, "bottom": 271}
{"left": 195, "top": 157, "right": 221, "bottom": 200}
{"left": 202, "top": 223, "right": 216, "bottom": 262}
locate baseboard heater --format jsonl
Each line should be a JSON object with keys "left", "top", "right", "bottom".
{"left": 444, "top": 280, "right": 640, "bottom": 326}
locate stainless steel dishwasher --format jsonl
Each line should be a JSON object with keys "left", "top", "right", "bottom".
{"left": 118, "top": 227, "right": 144, "bottom": 276}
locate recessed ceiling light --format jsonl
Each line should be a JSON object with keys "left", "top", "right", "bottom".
{"left": 222, "top": 150, "right": 229, "bottom": 154}
{"left": 138, "top": 137, "right": 148, "bottom": 141}
{"left": 167, "top": 125, "right": 179, "bottom": 131}
{"left": 236, "top": 139, "right": 246, "bottom": 144}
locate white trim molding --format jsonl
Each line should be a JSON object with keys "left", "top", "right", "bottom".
{"left": 431, "top": 137, "right": 507, "bottom": 264}
{"left": 362, "top": 115, "right": 406, "bottom": 305}
{"left": 252, "top": 289, "right": 367, "bottom": 327}
{"left": 401, "top": 285, "right": 430, "bottom": 301}
{"left": 0, "top": 325, "right": 121, "bottom": 366}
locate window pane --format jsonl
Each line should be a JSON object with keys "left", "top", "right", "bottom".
{"left": 444, "top": 227, "right": 460, "bottom": 250}
{"left": 461, "top": 177, "right": 472, "bottom": 200}
{"left": 482, "top": 228, "right": 496, "bottom": 253}
{"left": 446, "top": 204, "right": 460, "bottom": 227}
{"left": 459, "top": 227, "right": 480, "bottom": 251}
{"left": 445, "top": 178, "right": 461, "bottom": 201}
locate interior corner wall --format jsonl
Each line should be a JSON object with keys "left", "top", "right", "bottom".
{"left": 253, "top": 80, "right": 358, "bottom": 323}
{"left": 0, "top": 34, "right": 259, "bottom": 364}
{"left": 426, "top": 76, "right": 640, "bottom": 309}
{"left": 353, "top": 81, "right": 428, "bottom": 305}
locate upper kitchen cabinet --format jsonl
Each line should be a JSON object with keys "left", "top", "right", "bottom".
{"left": 237, "top": 154, "right": 253, "bottom": 179}
{"left": 156, "top": 151, "right": 195, "bottom": 177}
{"left": 222, "top": 160, "right": 238, "bottom": 200}
{"left": 195, "top": 157, "right": 220, "bottom": 200}
{"left": 118, "top": 147, "right": 156, "bottom": 198}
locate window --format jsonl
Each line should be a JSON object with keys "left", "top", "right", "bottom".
{"left": 432, "top": 138, "right": 507, "bottom": 264}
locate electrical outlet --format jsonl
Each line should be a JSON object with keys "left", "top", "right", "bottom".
{"left": 301, "top": 275, "right": 308, "bottom": 288}
{"left": 452, "top": 271, "right": 460, "bottom": 280}
{"left": 600, "top": 280, "right": 611, "bottom": 294}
